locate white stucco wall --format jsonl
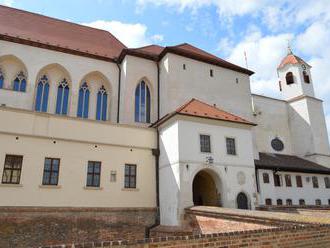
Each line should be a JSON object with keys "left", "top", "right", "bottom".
{"left": 0, "top": 107, "right": 157, "bottom": 207}
{"left": 258, "top": 169, "right": 330, "bottom": 206}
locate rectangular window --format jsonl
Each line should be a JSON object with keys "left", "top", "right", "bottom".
{"left": 1, "top": 155, "right": 23, "bottom": 184}
{"left": 125, "top": 164, "right": 136, "bottom": 189}
{"left": 226, "top": 138, "right": 236, "bottom": 155}
{"left": 324, "top": 177, "right": 330, "bottom": 189}
{"left": 200, "top": 135, "right": 211, "bottom": 153}
{"left": 296, "top": 175, "right": 303, "bottom": 188}
{"left": 210, "top": 69, "right": 213, "bottom": 77}
{"left": 286, "top": 199, "right": 292, "bottom": 206}
{"left": 285, "top": 175, "right": 292, "bottom": 187}
{"left": 86, "top": 161, "right": 101, "bottom": 187}
{"left": 274, "top": 173, "right": 281, "bottom": 187}
{"left": 42, "top": 158, "right": 60, "bottom": 185}
{"left": 312, "top": 176, "right": 319, "bottom": 188}
{"left": 263, "top": 173, "right": 269, "bottom": 184}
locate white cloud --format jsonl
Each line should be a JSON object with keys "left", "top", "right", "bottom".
{"left": 83, "top": 20, "right": 163, "bottom": 48}
{"left": 0, "top": 0, "right": 14, "bottom": 6}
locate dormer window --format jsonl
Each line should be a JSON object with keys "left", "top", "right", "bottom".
{"left": 286, "top": 72, "right": 294, "bottom": 85}
{"left": 303, "top": 71, "right": 310, "bottom": 84}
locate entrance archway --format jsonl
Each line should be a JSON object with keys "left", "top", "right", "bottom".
{"left": 237, "top": 192, "right": 249, "bottom": 209}
{"left": 192, "top": 170, "right": 221, "bottom": 206}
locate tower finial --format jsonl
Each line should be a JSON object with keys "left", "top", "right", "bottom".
{"left": 287, "top": 39, "right": 293, "bottom": 55}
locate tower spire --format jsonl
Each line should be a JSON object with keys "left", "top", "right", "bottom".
{"left": 287, "top": 39, "right": 293, "bottom": 55}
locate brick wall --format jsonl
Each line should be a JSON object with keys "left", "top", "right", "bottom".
{"left": 42, "top": 224, "right": 330, "bottom": 248}
{"left": 0, "top": 207, "right": 157, "bottom": 248}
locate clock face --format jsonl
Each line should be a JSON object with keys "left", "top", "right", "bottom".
{"left": 302, "top": 64, "right": 306, "bottom": 70}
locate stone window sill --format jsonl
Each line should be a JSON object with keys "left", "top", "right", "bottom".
{"left": 0, "top": 183, "right": 23, "bottom": 188}
{"left": 84, "top": 186, "right": 103, "bottom": 190}
{"left": 122, "top": 188, "right": 139, "bottom": 192}
{"left": 39, "top": 185, "right": 62, "bottom": 189}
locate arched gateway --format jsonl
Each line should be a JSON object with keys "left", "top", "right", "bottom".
{"left": 192, "top": 169, "right": 221, "bottom": 206}
{"left": 237, "top": 192, "right": 249, "bottom": 209}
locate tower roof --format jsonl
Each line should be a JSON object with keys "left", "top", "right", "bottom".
{"left": 278, "top": 52, "right": 311, "bottom": 70}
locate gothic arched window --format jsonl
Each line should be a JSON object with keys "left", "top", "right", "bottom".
{"left": 77, "top": 82, "right": 90, "bottom": 118}
{"left": 13, "top": 71, "right": 27, "bottom": 92}
{"left": 285, "top": 72, "right": 294, "bottom": 85}
{"left": 35, "top": 75, "right": 50, "bottom": 112}
{"left": 55, "top": 79, "right": 69, "bottom": 115}
{"left": 0, "top": 69, "right": 4, "bottom": 89}
{"left": 135, "top": 80, "right": 150, "bottom": 123}
{"left": 96, "top": 85, "right": 107, "bottom": 121}
{"left": 303, "top": 71, "right": 310, "bottom": 84}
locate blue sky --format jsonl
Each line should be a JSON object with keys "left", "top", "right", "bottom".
{"left": 2, "top": 0, "right": 330, "bottom": 137}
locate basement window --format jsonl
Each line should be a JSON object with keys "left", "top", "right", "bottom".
{"left": 286, "top": 199, "right": 292, "bottom": 206}
{"left": 276, "top": 199, "right": 283, "bottom": 206}
{"left": 315, "top": 199, "right": 321, "bottom": 206}
{"left": 265, "top": 198, "right": 272, "bottom": 206}
{"left": 299, "top": 199, "right": 305, "bottom": 206}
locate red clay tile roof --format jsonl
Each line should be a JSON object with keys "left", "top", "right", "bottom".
{"left": 278, "top": 54, "right": 310, "bottom": 69}
{"left": 151, "top": 98, "right": 256, "bottom": 127}
{"left": 0, "top": 5, "right": 126, "bottom": 61}
{"left": 119, "top": 43, "right": 254, "bottom": 75}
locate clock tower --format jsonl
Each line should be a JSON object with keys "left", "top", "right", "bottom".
{"left": 277, "top": 47, "right": 330, "bottom": 167}
{"left": 277, "top": 46, "right": 315, "bottom": 100}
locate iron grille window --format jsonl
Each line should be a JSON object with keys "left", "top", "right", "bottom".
{"left": 315, "top": 199, "right": 321, "bottom": 206}
{"left": 200, "top": 135, "right": 211, "bottom": 153}
{"left": 86, "top": 161, "right": 101, "bottom": 187}
{"left": 274, "top": 173, "right": 281, "bottom": 187}
{"left": 42, "top": 158, "right": 60, "bottom": 185}
{"left": 226, "top": 138, "right": 236, "bottom": 155}
{"left": 1, "top": 155, "right": 23, "bottom": 184}
{"left": 286, "top": 199, "right": 292, "bottom": 206}
{"left": 125, "top": 164, "right": 136, "bottom": 189}
{"left": 285, "top": 175, "right": 292, "bottom": 187}
{"left": 277, "top": 199, "right": 283, "bottom": 206}
{"left": 324, "top": 177, "right": 330, "bottom": 189}
{"left": 296, "top": 175, "right": 303, "bottom": 188}
{"left": 299, "top": 199, "right": 305, "bottom": 206}
{"left": 263, "top": 173, "right": 269, "bottom": 184}
{"left": 312, "top": 176, "right": 319, "bottom": 188}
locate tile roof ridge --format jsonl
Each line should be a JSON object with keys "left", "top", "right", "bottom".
{"left": 0, "top": 5, "right": 127, "bottom": 49}
{"left": 175, "top": 98, "right": 196, "bottom": 112}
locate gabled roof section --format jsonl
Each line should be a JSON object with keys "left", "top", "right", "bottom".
{"left": 151, "top": 98, "right": 256, "bottom": 127}
{"left": 119, "top": 43, "right": 254, "bottom": 76}
{"left": 0, "top": 5, "right": 126, "bottom": 61}
{"left": 255, "top": 153, "right": 330, "bottom": 174}
{"left": 278, "top": 53, "right": 311, "bottom": 70}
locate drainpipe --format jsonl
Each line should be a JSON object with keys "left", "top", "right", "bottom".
{"left": 116, "top": 62, "right": 121, "bottom": 123}
{"left": 145, "top": 62, "right": 161, "bottom": 238}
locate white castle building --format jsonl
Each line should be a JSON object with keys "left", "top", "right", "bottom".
{"left": 0, "top": 5, "right": 329, "bottom": 229}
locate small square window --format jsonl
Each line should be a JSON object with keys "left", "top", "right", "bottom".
{"left": 277, "top": 199, "right": 283, "bottom": 206}
{"left": 265, "top": 198, "right": 272, "bottom": 205}
{"left": 42, "top": 158, "right": 60, "bottom": 186}
{"left": 315, "top": 199, "right": 321, "bottom": 206}
{"left": 200, "top": 135, "right": 211, "bottom": 153}
{"left": 286, "top": 199, "right": 292, "bottom": 206}
{"left": 226, "top": 138, "right": 236, "bottom": 155}
{"left": 1, "top": 155, "right": 23, "bottom": 184}
{"left": 210, "top": 69, "right": 213, "bottom": 77}
{"left": 299, "top": 199, "right": 305, "bottom": 206}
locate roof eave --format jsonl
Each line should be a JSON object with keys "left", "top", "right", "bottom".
{"left": 255, "top": 164, "right": 330, "bottom": 175}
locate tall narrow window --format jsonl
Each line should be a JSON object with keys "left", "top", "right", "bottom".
{"left": 77, "top": 82, "right": 90, "bottom": 118}
{"left": 285, "top": 175, "right": 292, "bottom": 187}
{"left": 324, "top": 177, "right": 330, "bottom": 189}
{"left": 96, "top": 85, "right": 108, "bottom": 121}
{"left": 0, "top": 68, "right": 4, "bottom": 89}
{"left": 55, "top": 79, "right": 69, "bottom": 115}
{"left": 303, "top": 71, "right": 310, "bottom": 84}
{"left": 312, "top": 176, "right": 319, "bottom": 188}
{"left": 226, "top": 138, "right": 236, "bottom": 155}
{"left": 285, "top": 72, "right": 294, "bottom": 85}
{"left": 1, "top": 155, "right": 23, "bottom": 184}
{"left": 263, "top": 173, "right": 270, "bottom": 184}
{"left": 274, "top": 172, "right": 281, "bottom": 187}
{"left": 200, "top": 135, "right": 211, "bottom": 153}
{"left": 86, "top": 161, "right": 101, "bottom": 187}
{"left": 125, "top": 164, "right": 136, "bottom": 189}
{"left": 35, "top": 75, "right": 49, "bottom": 112}
{"left": 296, "top": 175, "right": 303, "bottom": 188}
{"left": 13, "top": 71, "right": 27, "bottom": 92}
{"left": 42, "top": 158, "right": 60, "bottom": 186}
{"left": 135, "top": 81, "right": 151, "bottom": 123}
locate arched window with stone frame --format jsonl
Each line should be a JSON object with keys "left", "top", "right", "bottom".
{"left": 13, "top": 71, "right": 27, "bottom": 92}
{"left": 77, "top": 82, "right": 90, "bottom": 119}
{"left": 55, "top": 78, "right": 70, "bottom": 115}
{"left": 285, "top": 72, "right": 294, "bottom": 85}
{"left": 135, "top": 80, "right": 151, "bottom": 123}
{"left": 35, "top": 75, "right": 50, "bottom": 112}
{"left": 96, "top": 85, "right": 108, "bottom": 121}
